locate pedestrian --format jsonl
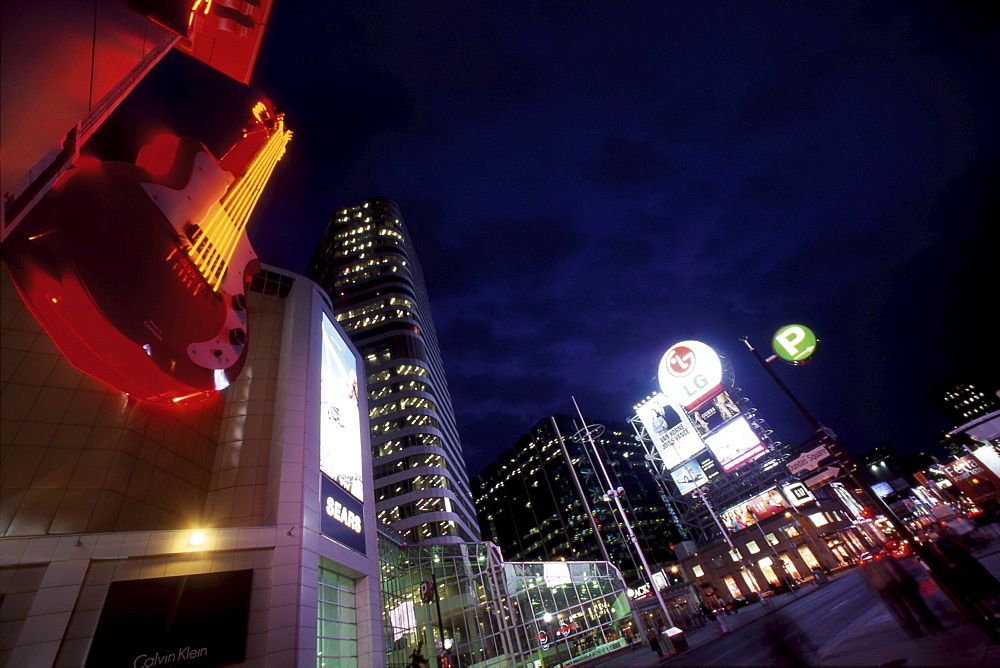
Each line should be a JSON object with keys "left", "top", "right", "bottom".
{"left": 862, "top": 552, "right": 941, "bottom": 637}
{"left": 764, "top": 610, "right": 816, "bottom": 667}
{"left": 926, "top": 530, "right": 1000, "bottom": 639}
{"left": 647, "top": 626, "right": 663, "bottom": 657}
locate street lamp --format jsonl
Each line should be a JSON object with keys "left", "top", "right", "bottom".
{"left": 740, "top": 334, "right": 978, "bottom": 623}
{"left": 571, "top": 397, "right": 676, "bottom": 634}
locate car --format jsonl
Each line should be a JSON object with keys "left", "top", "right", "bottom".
{"left": 884, "top": 539, "right": 911, "bottom": 558}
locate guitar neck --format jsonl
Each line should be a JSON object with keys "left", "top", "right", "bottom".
{"left": 188, "top": 113, "right": 292, "bottom": 292}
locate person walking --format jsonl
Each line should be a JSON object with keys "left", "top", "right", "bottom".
{"left": 647, "top": 626, "right": 663, "bottom": 658}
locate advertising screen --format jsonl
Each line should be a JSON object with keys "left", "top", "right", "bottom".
{"left": 689, "top": 390, "right": 742, "bottom": 436}
{"left": 704, "top": 416, "right": 767, "bottom": 472}
{"left": 389, "top": 601, "right": 417, "bottom": 641}
{"left": 720, "top": 488, "right": 789, "bottom": 532}
{"left": 636, "top": 393, "right": 706, "bottom": 469}
{"left": 543, "top": 561, "right": 572, "bottom": 588}
{"left": 320, "top": 313, "right": 364, "bottom": 502}
{"left": 671, "top": 460, "right": 709, "bottom": 495}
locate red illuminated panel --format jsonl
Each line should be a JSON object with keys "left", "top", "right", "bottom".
{"left": 2, "top": 101, "right": 290, "bottom": 403}
{"left": 175, "top": 0, "right": 276, "bottom": 84}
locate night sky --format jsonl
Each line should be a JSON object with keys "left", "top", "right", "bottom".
{"left": 123, "top": 2, "right": 997, "bottom": 476}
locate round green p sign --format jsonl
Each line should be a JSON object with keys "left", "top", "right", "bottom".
{"left": 772, "top": 324, "right": 818, "bottom": 365}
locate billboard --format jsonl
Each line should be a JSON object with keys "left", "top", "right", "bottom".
{"left": 319, "top": 313, "right": 364, "bottom": 502}
{"left": 322, "top": 476, "right": 366, "bottom": 555}
{"left": 689, "top": 390, "right": 743, "bottom": 435}
{"left": 657, "top": 341, "right": 725, "bottom": 410}
{"left": 943, "top": 454, "right": 1000, "bottom": 505}
{"left": 671, "top": 460, "right": 710, "bottom": 495}
{"left": 636, "top": 393, "right": 706, "bottom": 469}
{"left": 704, "top": 416, "right": 767, "bottom": 472}
{"left": 86, "top": 570, "right": 252, "bottom": 667}
{"left": 720, "top": 488, "right": 788, "bottom": 532}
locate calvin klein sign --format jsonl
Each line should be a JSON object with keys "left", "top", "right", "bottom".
{"left": 86, "top": 570, "right": 252, "bottom": 667}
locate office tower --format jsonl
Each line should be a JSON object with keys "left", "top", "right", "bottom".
{"left": 928, "top": 371, "right": 1000, "bottom": 428}
{"left": 472, "top": 414, "right": 680, "bottom": 585}
{"left": 307, "top": 198, "right": 479, "bottom": 544}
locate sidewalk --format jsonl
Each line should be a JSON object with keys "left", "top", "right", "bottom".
{"left": 586, "top": 585, "right": 821, "bottom": 667}
{"left": 585, "top": 541, "right": 1000, "bottom": 667}
{"left": 813, "top": 542, "right": 1000, "bottom": 666}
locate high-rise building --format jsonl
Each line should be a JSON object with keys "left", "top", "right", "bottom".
{"left": 307, "top": 198, "right": 479, "bottom": 544}
{"left": 928, "top": 371, "right": 1000, "bottom": 428}
{"left": 472, "top": 415, "right": 680, "bottom": 584}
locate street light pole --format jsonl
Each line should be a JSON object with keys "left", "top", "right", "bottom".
{"left": 571, "top": 397, "right": 676, "bottom": 630}
{"left": 740, "top": 334, "right": 981, "bottom": 625}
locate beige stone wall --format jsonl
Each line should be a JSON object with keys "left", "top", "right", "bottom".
{"left": 1, "top": 264, "right": 222, "bottom": 536}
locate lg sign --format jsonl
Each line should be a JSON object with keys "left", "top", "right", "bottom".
{"left": 658, "top": 340, "right": 724, "bottom": 410}
{"left": 666, "top": 346, "right": 697, "bottom": 377}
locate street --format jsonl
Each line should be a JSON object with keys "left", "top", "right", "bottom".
{"left": 593, "top": 544, "right": 1000, "bottom": 667}
{"left": 670, "top": 570, "right": 881, "bottom": 665}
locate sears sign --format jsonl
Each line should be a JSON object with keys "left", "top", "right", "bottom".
{"left": 321, "top": 474, "right": 366, "bottom": 555}
{"left": 658, "top": 341, "right": 724, "bottom": 410}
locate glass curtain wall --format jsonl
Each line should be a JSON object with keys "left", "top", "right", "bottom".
{"left": 378, "top": 537, "right": 630, "bottom": 667}
{"left": 318, "top": 557, "right": 359, "bottom": 666}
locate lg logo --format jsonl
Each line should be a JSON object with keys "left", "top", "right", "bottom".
{"left": 666, "top": 346, "right": 696, "bottom": 377}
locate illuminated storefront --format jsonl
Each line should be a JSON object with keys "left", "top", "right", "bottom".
{"left": 377, "top": 537, "right": 631, "bottom": 667}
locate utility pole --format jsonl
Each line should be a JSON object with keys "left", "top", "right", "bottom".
{"left": 571, "top": 398, "right": 676, "bottom": 631}
{"left": 740, "top": 334, "right": 982, "bottom": 626}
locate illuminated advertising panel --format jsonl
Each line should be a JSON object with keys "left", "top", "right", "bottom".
{"left": 389, "top": 601, "right": 417, "bottom": 641}
{"left": 689, "top": 390, "right": 742, "bottom": 436}
{"left": 720, "top": 488, "right": 788, "bottom": 532}
{"left": 636, "top": 393, "right": 706, "bottom": 469}
{"left": 320, "top": 313, "right": 363, "bottom": 501}
{"left": 943, "top": 455, "right": 1000, "bottom": 504}
{"left": 321, "top": 476, "right": 365, "bottom": 555}
{"left": 781, "top": 481, "right": 816, "bottom": 507}
{"left": 671, "top": 460, "right": 709, "bottom": 495}
{"left": 658, "top": 341, "right": 724, "bottom": 410}
{"left": 543, "top": 561, "right": 572, "bottom": 588}
{"left": 704, "top": 416, "right": 767, "bottom": 472}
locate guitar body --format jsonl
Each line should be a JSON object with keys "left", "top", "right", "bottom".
{"left": 3, "top": 100, "right": 288, "bottom": 402}
{"left": 4, "top": 146, "right": 256, "bottom": 402}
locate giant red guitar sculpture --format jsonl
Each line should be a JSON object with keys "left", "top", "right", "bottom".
{"left": 3, "top": 100, "right": 291, "bottom": 402}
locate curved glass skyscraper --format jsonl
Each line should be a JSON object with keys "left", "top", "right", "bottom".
{"left": 307, "top": 198, "right": 479, "bottom": 543}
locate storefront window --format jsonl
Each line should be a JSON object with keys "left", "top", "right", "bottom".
{"left": 723, "top": 576, "right": 741, "bottom": 599}
{"left": 318, "top": 558, "right": 358, "bottom": 666}
{"left": 757, "top": 557, "right": 779, "bottom": 585}
{"left": 779, "top": 554, "right": 799, "bottom": 580}
{"left": 797, "top": 546, "right": 820, "bottom": 569}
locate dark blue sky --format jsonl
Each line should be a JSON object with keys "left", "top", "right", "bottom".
{"left": 139, "top": 2, "right": 998, "bottom": 475}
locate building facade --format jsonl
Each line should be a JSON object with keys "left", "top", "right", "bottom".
{"left": 377, "top": 532, "right": 633, "bottom": 668}
{"left": 633, "top": 342, "right": 886, "bottom": 610}
{"left": 307, "top": 198, "right": 479, "bottom": 544}
{"left": 472, "top": 415, "right": 680, "bottom": 586}
{"left": 1, "top": 265, "right": 385, "bottom": 665}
